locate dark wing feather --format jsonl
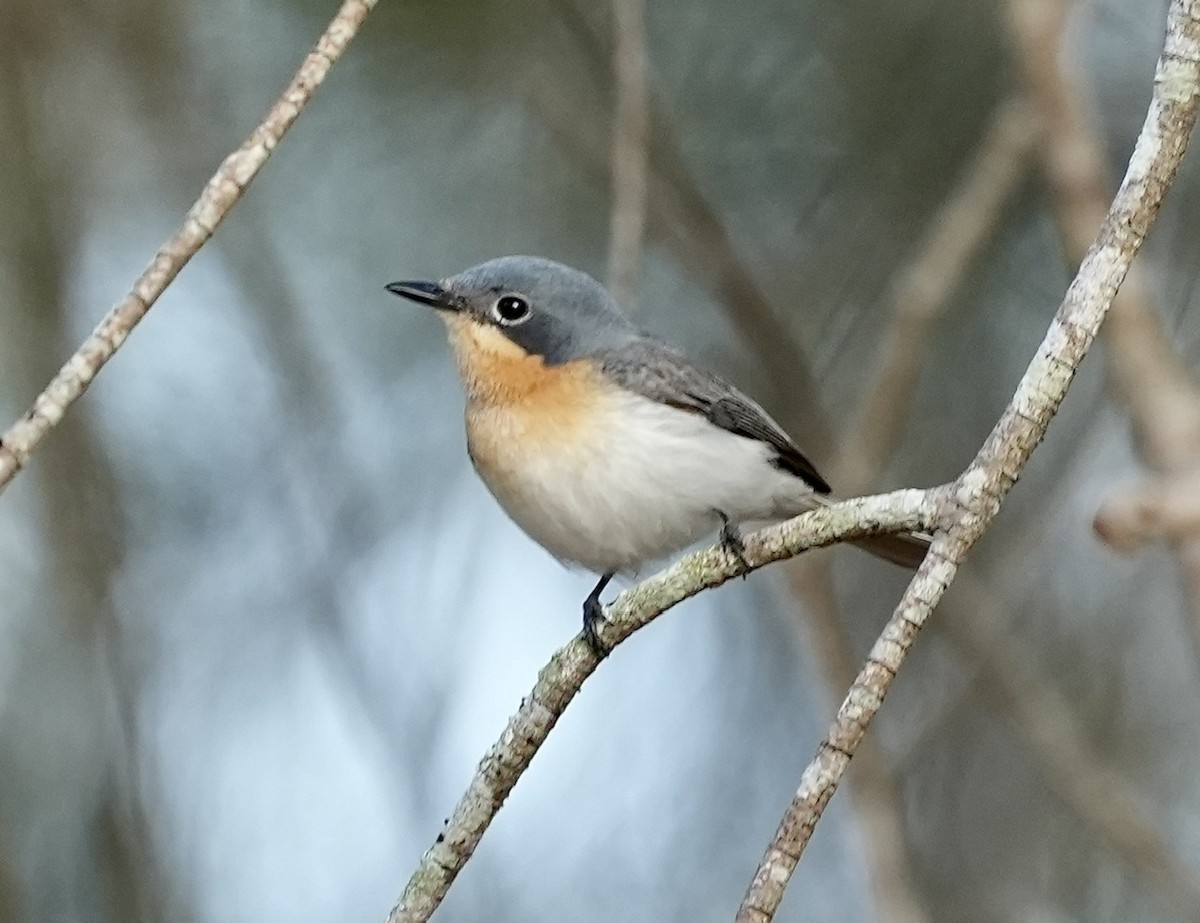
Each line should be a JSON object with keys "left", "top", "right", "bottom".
{"left": 597, "top": 339, "right": 832, "bottom": 494}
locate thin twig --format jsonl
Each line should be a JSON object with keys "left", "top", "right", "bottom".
{"left": 782, "top": 561, "right": 933, "bottom": 923}
{"left": 606, "top": 0, "right": 650, "bottom": 312}
{"left": 0, "top": 0, "right": 378, "bottom": 498}
{"left": 736, "top": 4, "right": 1200, "bottom": 918}
{"left": 384, "top": 489, "right": 944, "bottom": 923}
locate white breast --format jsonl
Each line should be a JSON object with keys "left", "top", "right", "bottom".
{"left": 468, "top": 388, "right": 817, "bottom": 574}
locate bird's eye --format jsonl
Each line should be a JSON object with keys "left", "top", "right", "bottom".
{"left": 493, "top": 295, "right": 531, "bottom": 325}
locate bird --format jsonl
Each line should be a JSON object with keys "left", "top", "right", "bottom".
{"left": 387, "top": 256, "right": 930, "bottom": 651}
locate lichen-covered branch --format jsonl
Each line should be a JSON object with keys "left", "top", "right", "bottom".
{"left": 0, "top": 0, "right": 378, "bottom": 498}
{"left": 385, "top": 488, "right": 944, "bottom": 923}
{"left": 735, "top": 3, "right": 1200, "bottom": 919}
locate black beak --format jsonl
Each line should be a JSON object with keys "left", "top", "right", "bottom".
{"left": 385, "top": 280, "right": 459, "bottom": 310}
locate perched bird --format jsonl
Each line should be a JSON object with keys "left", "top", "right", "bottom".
{"left": 387, "top": 256, "right": 929, "bottom": 649}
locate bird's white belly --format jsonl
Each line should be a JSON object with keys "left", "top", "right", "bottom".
{"left": 467, "top": 388, "right": 814, "bottom": 573}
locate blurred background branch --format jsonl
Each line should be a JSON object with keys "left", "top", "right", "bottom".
{"left": 831, "top": 99, "right": 1039, "bottom": 492}
{"left": 606, "top": 0, "right": 650, "bottom": 312}
{"left": 532, "top": 0, "right": 836, "bottom": 450}
{"left": 0, "top": 11, "right": 176, "bottom": 919}
{"left": 941, "top": 569, "right": 1200, "bottom": 917}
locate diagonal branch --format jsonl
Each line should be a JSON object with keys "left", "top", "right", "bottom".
{"left": 0, "top": 0, "right": 378, "bottom": 499}
{"left": 385, "top": 488, "right": 945, "bottom": 923}
{"left": 735, "top": 3, "right": 1200, "bottom": 919}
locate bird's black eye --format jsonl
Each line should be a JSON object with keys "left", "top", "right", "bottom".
{"left": 493, "top": 295, "right": 531, "bottom": 325}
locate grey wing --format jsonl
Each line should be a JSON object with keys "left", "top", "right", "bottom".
{"left": 597, "top": 339, "right": 832, "bottom": 494}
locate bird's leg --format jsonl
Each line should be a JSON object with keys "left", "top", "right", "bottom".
{"left": 582, "top": 572, "right": 615, "bottom": 654}
{"left": 717, "top": 511, "right": 750, "bottom": 578}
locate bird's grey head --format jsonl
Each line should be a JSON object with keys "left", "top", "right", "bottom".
{"left": 386, "top": 256, "right": 637, "bottom": 364}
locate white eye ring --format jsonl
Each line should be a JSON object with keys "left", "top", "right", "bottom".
{"left": 493, "top": 295, "right": 532, "bottom": 325}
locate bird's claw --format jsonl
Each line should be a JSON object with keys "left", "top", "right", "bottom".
{"left": 719, "top": 513, "right": 751, "bottom": 579}
{"left": 582, "top": 596, "right": 609, "bottom": 656}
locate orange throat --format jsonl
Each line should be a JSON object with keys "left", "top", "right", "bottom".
{"left": 441, "top": 314, "right": 584, "bottom": 405}
{"left": 440, "top": 313, "right": 606, "bottom": 466}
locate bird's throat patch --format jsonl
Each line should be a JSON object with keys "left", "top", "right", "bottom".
{"left": 442, "top": 314, "right": 594, "bottom": 406}
{"left": 441, "top": 314, "right": 606, "bottom": 477}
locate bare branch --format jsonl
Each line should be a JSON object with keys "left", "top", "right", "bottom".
{"left": 736, "top": 4, "right": 1200, "bottom": 918}
{"left": 1003, "top": 1, "right": 1200, "bottom": 459}
{"left": 783, "top": 560, "right": 932, "bottom": 923}
{"left": 0, "top": 0, "right": 378, "bottom": 498}
{"left": 606, "top": 0, "right": 650, "bottom": 312}
{"left": 738, "top": 539, "right": 958, "bottom": 923}
{"left": 384, "top": 488, "right": 944, "bottom": 923}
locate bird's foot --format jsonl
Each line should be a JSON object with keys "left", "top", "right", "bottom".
{"left": 718, "top": 512, "right": 750, "bottom": 578}
{"left": 582, "top": 596, "right": 609, "bottom": 655}
{"left": 581, "top": 572, "right": 614, "bottom": 656}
